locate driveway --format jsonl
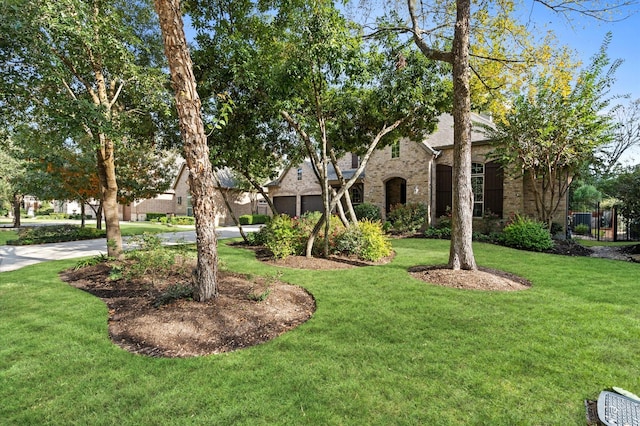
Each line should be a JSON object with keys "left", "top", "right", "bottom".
{"left": 0, "top": 225, "right": 259, "bottom": 273}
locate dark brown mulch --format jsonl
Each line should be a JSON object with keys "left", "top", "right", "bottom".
{"left": 546, "top": 239, "right": 594, "bottom": 256}
{"left": 60, "top": 260, "right": 315, "bottom": 358}
{"left": 408, "top": 265, "right": 532, "bottom": 291}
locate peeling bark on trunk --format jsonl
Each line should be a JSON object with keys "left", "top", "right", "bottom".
{"left": 448, "top": 0, "right": 477, "bottom": 271}
{"left": 96, "top": 135, "right": 122, "bottom": 258}
{"left": 154, "top": 0, "right": 218, "bottom": 301}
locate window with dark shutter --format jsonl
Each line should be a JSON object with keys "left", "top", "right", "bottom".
{"left": 436, "top": 164, "right": 452, "bottom": 218}
{"left": 484, "top": 161, "right": 504, "bottom": 218}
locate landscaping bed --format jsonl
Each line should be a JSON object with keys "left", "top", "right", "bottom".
{"left": 61, "top": 259, "right": 315, "bottom": 358}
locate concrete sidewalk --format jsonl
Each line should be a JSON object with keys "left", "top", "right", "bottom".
{"left": 0, "top": 225, "right": 259, "bottom": 273}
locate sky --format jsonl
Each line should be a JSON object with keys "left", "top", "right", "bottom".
{"left": 523, "top": 2, "right": 639, "bottom": 103}
{"left": 529, "top": 4, "right": 640, "bottom": 164}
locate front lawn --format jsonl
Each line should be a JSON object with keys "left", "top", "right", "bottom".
{"left": 575, "top": 238, "right": 638, "bottom": 247}
{"left": 1, "top": 239, "right": 638, "bottom": 424}
{"left": 1, "top": 221, "right": 190, "bottom": 245}
{"left": 0, "top": 229, "right": 18, "bottom": 244}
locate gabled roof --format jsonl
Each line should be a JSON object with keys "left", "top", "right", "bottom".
{"left": 173, "top": 161, "right": 244, "bottom": 190}
{"left": 425, "top": 112, "right": 494, "bottom": 149}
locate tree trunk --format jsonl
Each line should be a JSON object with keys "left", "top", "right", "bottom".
{"left": 12, "top": 192, "right": 21, "bottom": 228}
{"left": 96, "top": 135, "right": 123, "bottom": 259}
{"left": 155, "top": 0, "right": 218, "bottom": 301}
{"left": 80, "top": 202, "right": 86, "bottom": 228}
{"left": 448, "top": 0, "right": 477, "bottom": 271}
{"left": 96, "top": 201, "right": 103, "bottom": 230}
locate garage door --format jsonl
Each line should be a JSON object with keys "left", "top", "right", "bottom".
{"left": 273, "top": 196, "right": 296, "bottom": 217}
{"left": 301, "top": 195, "right": 323, "bottom": 214}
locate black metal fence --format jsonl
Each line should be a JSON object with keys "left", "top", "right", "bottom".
{"left": 571, "top": 204, "right": 639, "bottom": 242}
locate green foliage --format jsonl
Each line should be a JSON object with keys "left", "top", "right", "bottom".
{"left": 247, "top": 285, "right": 271, "bottom": 302}
{"left": 574, "top": 223, "right": 590, "bottom": 235}
{"left": 7, "top": 225, "right": 105, "bottom": 245}
{"left": 264, "top": 214, "right": 302, "bottom": 259}
{"left": 603, "top": 165, "right": 640, "bottom": 234}
{"left": 73, "top": 254, "right": 110, "bottom": 271}
{"left": 262, "top": 212, "right": 390, "bottom": 261}
{"left": 424, "top": 227, "right": 452, "bottom": 239}
{"left": 387, "top": 203, "right": 428, "bottom": 234}
{"left": 486, "top": 36, "right": 618, "bottom": 226}
{"left": 353, "top": 203, "right": 381, "bottom": 221}
{"left": 246, "top": 226, "right": 268, "bottom": 246}
{"left": 571, "top": 183, "right": 601, "bottom": 212}
{"left": 239, "top": 214, "right": 270, "bottom": 225}
{"left": 501, "top": 215, "right": 554, "bottom": 252}
{"left": 153, "top": 283, "right": 194, "bottom": 308}
{"left": 146, "top": 213, "right": 167, "bottom": 221}
{"left": 124, "top": 233, "right": 179, "bottom": 284}
{"left": 357, "top": 220, "right": 392, "bottom": 261}
{"left": 332, "top": 220, "right": 392, "bottom": 261}
{"left": 169, "top": 216, "right": 195, "bottom": 226}
{"left": 35, "top": 202, "right": 54, "bottom": 216}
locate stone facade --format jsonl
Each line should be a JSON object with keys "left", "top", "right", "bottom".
{"left": 364, "top": 139, "right": 434, "bottom": 221}
{"left": 267, "top": 159, "right": 323, "bottom": 217}
{"left": 269, "top": 113, "right": 569, "bottom": 232}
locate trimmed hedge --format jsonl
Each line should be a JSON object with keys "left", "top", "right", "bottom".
{"left": 7, "top": 225, "right": 105, "bottom": 245}
{"left": 239, "top": 214, "right": 270, "bottom": 225}
{"left": 500, "top": 215, "right": 553, "bottom": 252}
{"left": 146, "top": 213, "right": 168, "bottom": 221}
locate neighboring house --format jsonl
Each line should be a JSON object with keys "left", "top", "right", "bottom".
{"left": 267, "top": 113, "right": 569, "bottom": 231}
{"left": 125, "top": 163, "right": 267, "bottom": 226}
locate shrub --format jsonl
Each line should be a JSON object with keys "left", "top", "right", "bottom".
{"left": 481, "top": 210, "right": 501, "bottom": 234}
{"left": 574, "top": 223, "right": 590, "bottom": 235}
{"left": 125, "top": 234, "right": 176, "bottom": 284}
{"left": 146, "top": 213, "right": 167, "bottom": 221}
{"left": 239, "top": 214, "right": 270, "bottom": 225}
{"left": 387, "top": 203, "right": 428, "bottom": 234}
{"left": 353, "top": 203, "right": 381, "bottom": 221}
{"left": 246, "top": 226, "right": 268, "bottom": 246}
{"left": 500, "top": 215, "right": 553, "bottom": 252}
{"left": 170, "top": 216, "right": 195, "bottom": 225}
{"left": 333, "top": 220, "right": 391, "bottom": 261}
{"left": 48, "top": 213, "right": 68, "bottom": 220}
{"left": 424, "top": 213, "right": 452, "bottom": 239}
{"left": 264, "top": 214, "right": 302, "bottom": 259}
{"left": 357, "top": 220, "right": 392, "bottom": 261}
{"left": 7, "top": 225, "right": 105, "bottom": 245}
{"left": 424, "top": 226, "right": 451, "bottom": 239}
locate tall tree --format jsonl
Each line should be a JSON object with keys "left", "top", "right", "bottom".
{"left": 189, "top": 0, "right": 450, "bottom": 257}
{"left": 0, "top": 0, "right": 170, "bottom": 258}
{"left": 0, "top": 133, "right": 25, "bottom": 227}
{"left": 406, "top": 0, "right": 478, "bottom": 270}
{"left": 485, "top": 37, "right": 618, "bottom": 227}
{"left": 188, "top": 1, "right": 299, "bottom": 215}
{"left": 154, "top": 0, "right": 219, "bottom": 301}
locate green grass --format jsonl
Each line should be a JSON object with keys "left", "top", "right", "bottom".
{"left": 118, "top": 222, "right": 192, "bottom": 236}
{"left": 0, "top": 221, "right": 190, "bottom": 246}
{"left": 0, "top": 229, "right": 18, "bottom": 244}
{"left": 2, "top": 239, "right": 640, "bottom": 424}
{"left": 575, "top": 238, "right": 638, "bottom": 247}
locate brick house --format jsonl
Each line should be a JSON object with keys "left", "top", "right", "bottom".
{"left": 123, "top": 163, "right": 268, "bottom": 226}
{"left": 267, "top": 113, "right": 569, "bottom": 231}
